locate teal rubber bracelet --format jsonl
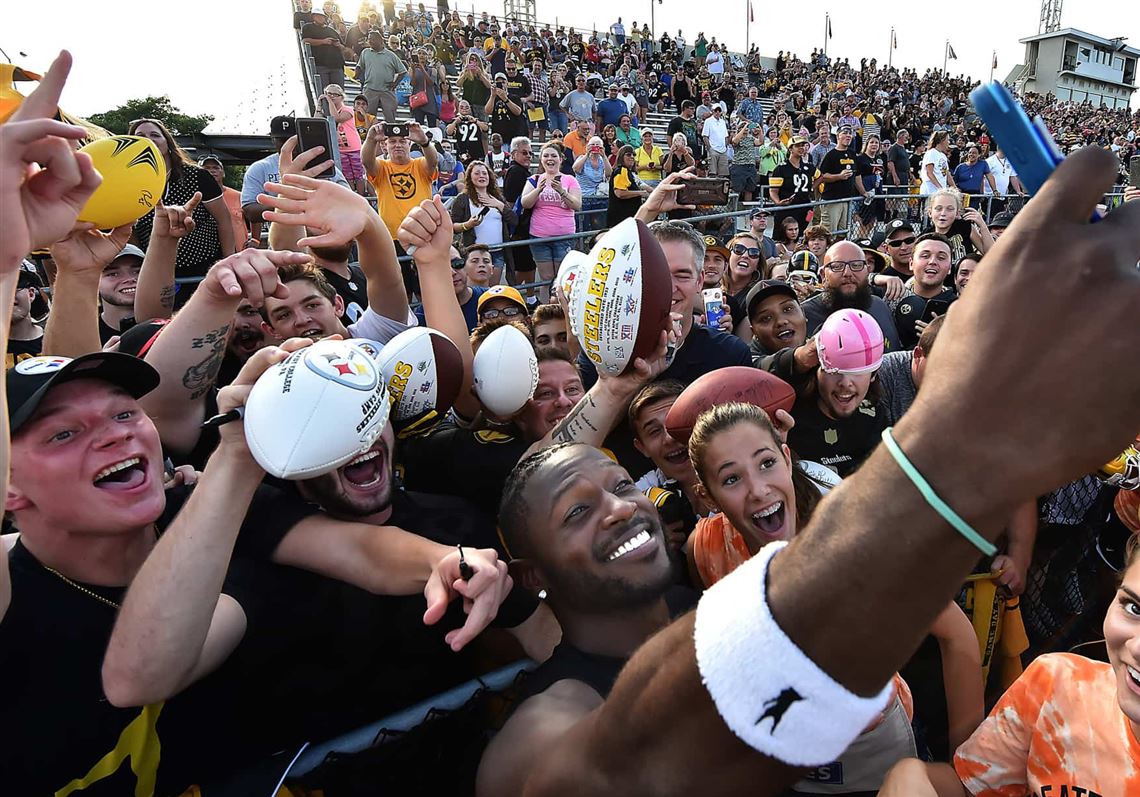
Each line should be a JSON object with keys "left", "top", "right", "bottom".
{"left": 880, "top": 427, "right": 997, "bottom": 557}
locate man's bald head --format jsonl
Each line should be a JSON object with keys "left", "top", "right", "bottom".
{"left": 823, "top": 240, "right": 864, "bottom": 267}
{"left": 821, "top": 240, "right": 871, "bottom": 298}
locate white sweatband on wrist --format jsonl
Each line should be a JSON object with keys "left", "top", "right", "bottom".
{"left": 693, "top": 541, "right": 894, "bottom": 766}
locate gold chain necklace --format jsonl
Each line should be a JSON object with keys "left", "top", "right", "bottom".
{"left": 42, "top": 566, "right": 121, "bottom": 610}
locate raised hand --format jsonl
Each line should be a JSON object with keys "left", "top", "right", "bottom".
{"left": 258, "top": 174, "right": 374, "bottom": 248}
{"left": 0, "top": 50, "right": 102, "bottom": 269}
{"left": 398, "top": 196, "right": 455, "bottom": 266}
{"left": 50, "top": 223, "right": 134, "bottom": 277}
{"left": 279, "top": 135, "right": 336, "bottom": 178}
{"left": 198, "top": 247, "right": 312, "bottom": 308}
{"left": 152, "top": 193, "right": 201, "bottom": 240}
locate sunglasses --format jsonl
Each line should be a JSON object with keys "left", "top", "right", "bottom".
{"left": 731, "top": 243, "right": 762, "bottom": 258}
{"left": 451, "top": 258, "right": 465, "bottom": 270}
{"left": 481, "top": 306, "right": 524, "bottom": 319}
{"left": 886, "top": 235, "right": 917, "bottom": 247}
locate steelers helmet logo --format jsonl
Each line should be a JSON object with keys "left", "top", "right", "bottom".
{"left": 304, "top": 345, "right": 380, "bottom": 390}
{"left": 390, "top": 173, "right": 417, "bottom": 199}
{"left": 899, "top": 303, "right": 912, "bottom": 315}
{"left": 14, "top": 356, "right": 72, "bottom": 375}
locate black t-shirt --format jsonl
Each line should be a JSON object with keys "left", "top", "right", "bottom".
{"left": 5, "top": 333, "right": 43, "bottom": 369}
{"left": 942, "top": 218, "right": 979, "bottom": 264}
{"left": 884, "top": 142, "right": 910, "bottom": 186}
{"left": 322, "top": 263, "right": 370, "bottom": 327}
{"left": 301, "top": 22, "right": 346, "bottom": 67}
{"left": 786, "top": 394, "right": 886, "bottom": 478}
{"left": 854, "top": 152, "right": 884, "bottom": 192}
{"left": 134, "top": 164, "right": 225, "bottom": 277}
{"left": 98, "top": 314, "right": 137, "bottom": 346}
{"left": 503, "top": 162, "right": 531, "bottom": 204}
{"left": 817, "top": 147, "right": 857, "bottom": 199}
{"left": 568, "top": 41, "right": 585, "bottom": 63}
{"left": 398, "top": 421, "right": 530, "bottom": 516}
{"left": 0, "top": 484, "right": 317, "bottom": 796}
{"left": 770, "top": 159, "right": 814, "bottom": 205}
{"left": 489, "top": 96, "right": 520, "bottom": 140}
{"left": 454, "top": 116, "right": 487, "bottom": 163}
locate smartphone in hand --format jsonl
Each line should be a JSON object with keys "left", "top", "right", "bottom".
{"left": 296, "top": 117, "right": 336, "bottom": 178}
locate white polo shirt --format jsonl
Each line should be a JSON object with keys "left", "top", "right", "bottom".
{"left": 984, "top": 153, "right": 1018, "bottom": 195}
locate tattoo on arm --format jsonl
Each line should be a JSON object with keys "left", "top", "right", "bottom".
{"left": 159, "top": 284, "right": 175, "bottom": 312}
{"left": 182, "top": 324, "right": 231, "bottom": 401}
{"left": 551, "top": 394, "right": 600, "bottom": 444}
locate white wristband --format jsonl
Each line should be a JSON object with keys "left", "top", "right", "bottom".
{"left": 693, "top": 541, "right": 893, "bottom": 766}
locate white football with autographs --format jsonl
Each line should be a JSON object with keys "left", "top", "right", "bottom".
{"left": 472, "top": 324, "right": 538, "bottom": 417}
{"left": 243, "top": 339, "right": 390, "bottom": 479}
{"left": 369, "top": 328, "right": 463, "bottom": 434}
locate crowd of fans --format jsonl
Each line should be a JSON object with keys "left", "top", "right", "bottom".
{"left": 3, "top": 2, "right": 1140, "bottom": 796}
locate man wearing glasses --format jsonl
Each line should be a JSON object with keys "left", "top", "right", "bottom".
{"left": 769, "top": 135, "right": 814, "bottom": 233}
{"left": 801, "top": 240, "right": 902, "bottom": 352}
{"left": 476, "top": 285, "right": 531, "bottom": 327}
{"left": 880, "top": 219, "right": 917, "bottom": 283}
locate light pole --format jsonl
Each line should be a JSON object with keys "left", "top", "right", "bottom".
{"left": 650, "top": 0, "right": 661, "bottom": 42}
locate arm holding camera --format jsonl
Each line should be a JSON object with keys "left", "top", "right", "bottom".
{"left": 362, "top": 124, "right": 387, "bottom": 180}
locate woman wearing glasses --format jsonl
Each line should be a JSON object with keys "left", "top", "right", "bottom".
{"left": 720, "top": 231, "right": 766, "bottom": 310}
{"left": 128, "top": 119, "right": 236, "bottom": 289}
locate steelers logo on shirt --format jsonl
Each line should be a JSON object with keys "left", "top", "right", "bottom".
{"left": 390, "top": 173, "right": 417, "bottom": 199}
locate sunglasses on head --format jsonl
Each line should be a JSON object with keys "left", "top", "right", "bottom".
{"left": 731, "top": 243, "right": 761, "bottom": 258}
{"left": 886, "top": 235, "right": 917, "bottom": 247}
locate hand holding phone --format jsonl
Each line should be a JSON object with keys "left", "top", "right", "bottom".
{"left": 296, "top": 118, "right": 337, "bottom": 179}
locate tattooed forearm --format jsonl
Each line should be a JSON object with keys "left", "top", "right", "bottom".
{"left": 182, "top": 323, "right": 231, "bottom": 400}
{"left": 551, "top": 394, "right": 600, "bottom": 444}
{"left": 158, "top": 284, "right": 175, "bottom": 312}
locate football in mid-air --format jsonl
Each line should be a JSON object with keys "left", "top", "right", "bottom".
{"left": 567, "top": 217, "right": 672, "bottom": 376}
{"left": 366, "top": 329, "right": 462, "bottom": 435}
{"left": 472, "top": 324, "right": 538, "bottom": 417}
{"left": 77, "top": 136, "right": 167, "bottom": 228}
{"left": 665, "top": 367, "right": 796, "bottom": 443}
{"left": 243, "top": 339, "right": 390, "bottom": 479}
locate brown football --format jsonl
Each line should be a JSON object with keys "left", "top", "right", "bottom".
{"left": 665, "top": 367, "right": 797, "bottom": 443}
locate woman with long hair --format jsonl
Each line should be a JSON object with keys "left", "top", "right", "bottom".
{"left": 457, "top": 52, "right": 492, "bottom": 121}
{"left": 854, "top": 133, "right": 886, "bottom": 237}
{"left": 721, "top": 231, "right": 766, "bottom": 304}
{"left": 128, "top": 118, "right": 236, "bottom": 281}
{"left": 774, "top": 215, "right": 801, "bottom": 258}
{"left": 521, "top": 142, "right": 582, "bottom": 299}
{"left": 438, "top": 80, "right": 457, "bottom": 125}
{"left": 920, "top": 130, "right": 953, "bottom": 195}
{"left": 601, "top": 123, "right": 620, "bottom": 163}
{"left": 448, "top": 160, "right": 515, "bottom": 285}
{"left": 607, "top": 145, "right": 648, "bottom": 227}
{"left": 407, "top": 49, "right": 441, "bottom": 128}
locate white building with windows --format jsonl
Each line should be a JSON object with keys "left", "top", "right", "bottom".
{"left": 1011, "top": 28, "right": 1138, "bottom": 108}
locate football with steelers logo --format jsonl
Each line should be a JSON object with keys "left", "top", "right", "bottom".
{"left": 77, "top": 136, "right": 167, "bottom": 228}
{"left": 567, "top": 217, "right": 672, "bottom": 376}
{"left": 367, "top": 328, "right": 463, "bottom": 434}
{"left": 243, "top": 339, "right": 391, "bottom": 479}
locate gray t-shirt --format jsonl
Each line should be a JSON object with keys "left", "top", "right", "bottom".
{"left": 560, "top": 89, "right": 597, "bottom": 121}
{"left": 875, "top": 350, "right": 917, "bottom": 426}
{"left": 241, "top": 153, "right": 350, "bottom": 207}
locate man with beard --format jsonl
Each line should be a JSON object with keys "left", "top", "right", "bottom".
{"left": 893, "top": 234, "right": 957, "bottom": 350}
{"left": 801, "top": 240, "right": 901, "bottom": 352}
{"left": 97, "top": 246, "right": 142, "bottom": 345}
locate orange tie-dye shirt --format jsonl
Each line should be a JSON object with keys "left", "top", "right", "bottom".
{"left": 954, "top": 652, "right": 1140, "bottom": 797}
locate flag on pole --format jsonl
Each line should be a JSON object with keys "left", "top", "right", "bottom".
{"left": 827, "top": 15, "right": 833, "bottom": 39}
{"left": 948, "top": 43, "right": 958, "bottom": 60}
{"left": 749, "top": 0, "right": 754, "bottom": 22}
{"left": 892, "top": 30, "right": 897, "bottom": 49}
{"left": 992, "top": 51, "right": 998, "bottom": 69}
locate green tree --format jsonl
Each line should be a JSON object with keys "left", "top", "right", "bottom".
{"left": 88, "top": 96, "right": 213, "bottom": 136}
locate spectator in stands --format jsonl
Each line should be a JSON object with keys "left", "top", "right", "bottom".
{"left": 702, "top": 104, "right": 730, "bottom": 177}
{"left": 813, "top": 124, "right": 857, "bottom": 235}
{"left": 615, "top": 113, "right": 642, "bottom": 148}
{"left": 608, "top": 145, "right": 649, "bottom": 227}
{"left": 728, "top": 122, "right": 760, "bottom": 202}
{"left": 562, "top": 117, "right": 592, "bottom": 160}
{"left": 407, "top": 50, "right": 441, "bottom": 128}
{"left": 561, "top": 74, "right": 595, "bottom": 126}
{"left": 951, "top": 143, "right": 995, "bottom": 199}
{"left": 6, "top": 268, "right": 45, "bottom": 367}
{"left": 574, "top": 135, "right": 612, "bottom": 228}
{"left": 663, "top": 131, "right": 696, "bottom": 183}
{"left": 884, "top": 129, "right": 911, "bottom": 193}
{"left": 486, "top": 72, "right": 523, "bottom": 143}
{"left": 457, "top": 53, "right": 493, "bottom": 122}
{"left": 502, "top": 56, "right": 533, "bottom": 138}
{"left": 527, "top": 60, "right": 550, "bottom": 143}
{"left": 634, "top": 130, "right": 664, "bottom": 187}
{"left": 198, "top": 156, "right": 252, "bottom": 250}
{"left": 769, "top": 135, "right": 813, "bottom": 233}
{"left": 302, "top": 9, "right": 347, "bottom": 108}
{"left": 596, "top": 84, "right": 628, "bottom": 132}
{"left": 757, "top": 126, "right": 787, "bottom": 191}
{"left": 446, "top": 100, "right": 489, "bottom": 167}
{"left": 438, "top": 80, "right": 457, "bottom": 125}
{"left": 546, "top": 65, "right": 569, "bottom": 134}
{"left": 352, "top": 95, "right": 375, "bottom": 142}
{"left": 357, "top": 30, "right": 408, "bottom": 123}
{"left": 449, "top": 160, "right": 514, "bottom": 281}
{"left": 983, "top": 145, "right": 1025, "bottom": 215}
{"left": 522, "top": 143, "right": 581, "bottom": 299}
{"left": 920, "top": 131, "right": 954, "bottom": 195}
{"left": 322, "top": 85, "right": 367, "bottom": 196}
{"left": 808, "top": 126, "right": 835, "bottom": 169}
{"left": 129, "top": 119, "right": 236, "bottom": 281}
{"left": 362, "top": 121, "right": 438, "bottom": 247}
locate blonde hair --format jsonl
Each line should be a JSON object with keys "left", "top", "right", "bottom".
{"left": 927, "top": 187, "right": 963, "bottom": 216}
{"left": 671, "top": 132, "right": 687, "bottom": 148}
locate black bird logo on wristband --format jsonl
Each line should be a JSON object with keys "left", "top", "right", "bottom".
{"left": 755, "top": 687, "right": 804, "bottom": 732}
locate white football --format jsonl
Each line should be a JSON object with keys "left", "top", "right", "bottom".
{"left": 369, "top": 328, "right": 463, "bottom": 433}
{"left": 567, "top": 217, "right": 672, "bottom": 376}
{"left": 472, "top": 324, "right": 538, "bottom": 417}
{"left": 244, "top": 339, "right": 390, "bottom": 479}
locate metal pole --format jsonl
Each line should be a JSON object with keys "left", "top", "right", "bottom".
{"left": 824, "top": 13, "right": 828, "bottom": 56}
{"left": 745, "top": 0, "right": 750, "bottom": 55}
{"left": 650, "top": 0, "right": 655, "bottom": 41}
{"left": 989, "top": 50, "right": 995, "bottom": 82}
{"left": 943, "top": 40, "right": 948, "bottom": 76}
{"left": 888, "top": 27, "right": 893, "bottom": 69}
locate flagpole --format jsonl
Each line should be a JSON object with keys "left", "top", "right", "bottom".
{"left": 943, "top": 39, "right": 948, "bottom": 76}
{"left": 745, "top": 1, "right": 750, "bottom": 55}
{"left": 990, "top": 50, "right": 995, "bottom": 82}
{"left": 888, "top": 27, "right": 893, "bottom": 68}
{"left": 824, "top": 13, "right": 829, "bottom": 56}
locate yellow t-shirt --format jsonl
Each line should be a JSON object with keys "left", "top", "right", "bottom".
{"left": 634, "top": 145, "right": 664, "bottom": 181}
{"left": 483, "top": 37, "right": 510, "bottom": 52}
{"left": 368, "top": 157, "right": 437, "bottom": 239}
{"left": 954, "top": 653, "right": 1140, "bottom": 797}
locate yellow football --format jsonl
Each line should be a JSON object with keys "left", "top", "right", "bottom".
{"left": 78, "top": 135, "right": 166, "bottom": 228}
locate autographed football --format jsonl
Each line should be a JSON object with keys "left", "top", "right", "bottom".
{"left": 243, "top": 339, "right": 390, "bottom": 479}
{"left": 368, "top": 328, "right": 462, "bottom": 434}
{"left": 665, "top": 367, "right": 797, "bottom": 443}
{"left": 472, "top": 324, "right": 538, "bottom": 417}
{"left": 567, "top": 217, "right": 672, "bottom": 376}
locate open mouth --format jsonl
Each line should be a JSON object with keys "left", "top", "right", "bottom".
{"left": 923, "top": 267, "right": 941, "bottom": 278}
{"left": 747, "top": 501, "right": 787, "bottom": 538}
{"left": 342, "top": 448, "right": 386, "bottom": 489}
{"left": 605, "top": 526, "right": 656, "bottom": 562}
{"left": 775, "top": 327, "right": 796, "bottom": 342}
{"left": 833, "top": 390, "right": 858, "bottom": 410}
{"left": 298, "top": 327, "right": 326, "bottom": 340}
{"left": 93, "top": 456, "right": 148, "bottom": 491}
{"left": 1128, "top": 664, "right": 1140, "bottom": 689}
{"left": 120, "top": 286, "right": 137, "bottom": 296}
{"left": 663, "top": 447, "right": 688, "bottom": 466}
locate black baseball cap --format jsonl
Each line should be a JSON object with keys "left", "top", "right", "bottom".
{"left": 116, "top": 319, "right": 171, "bottom": 359}
{"left": 989, "top": 211, "right": 1015, "bottom": 229}
{"left": 746, "top": 279, "right": 798, "bottom": 318}
{"left": 270, "top": 115, "right": 296, "bottom": 138}
{"left": 885, "top": 219, "right": 915, "bottom": 237}
{"left": 749, "top": 207, "right": 769, "bottom": 218}
{"left": 17, "top": 262, "right": 44, "bottom": 290}
{"left": 6, "top": 353, "right": 160, "bottom": 433}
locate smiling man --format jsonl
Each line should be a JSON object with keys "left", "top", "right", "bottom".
{"left": 802, "top": 240, "right": 901, "bottom": 353}
{"left": 98, "top": 245, "right": 142, "bottom": 345}
{"left": 893, "top": 234, "right": 957, "bottom": 350}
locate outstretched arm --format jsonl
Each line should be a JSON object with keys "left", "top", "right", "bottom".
{"left": 43, "top": 223, "right": 133, "bottom": 356}
{"left": 134, "top": 195, "right": 200, "bottom": 321}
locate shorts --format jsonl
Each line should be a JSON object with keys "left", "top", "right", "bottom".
{"left": 729, "top": 164, "right": 758, "bottom": 195}
{"left": 529, "top": 239, "right": 572, "bottom": 263}
{"left": 341, "top": 150, "right": 364, "bottom": 182}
